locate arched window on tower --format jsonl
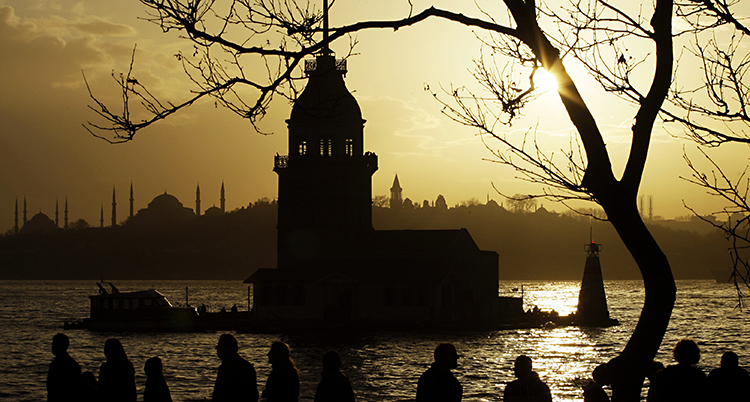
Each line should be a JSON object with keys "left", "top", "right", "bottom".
{"left": 327, "top": 139, "right": 332, "bottom": 156}
{"left": 299, "top": 140, "right": 307, "bottom": 155}
{"left": 320, "top": 138, "right": 332, "bottom": 156}
{"left": 345, "top": 138, "right": 353, "bottom": 156}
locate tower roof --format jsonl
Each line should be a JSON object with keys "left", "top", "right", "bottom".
{"left": 289, "top": 55, "right": 362, "bottom": 124}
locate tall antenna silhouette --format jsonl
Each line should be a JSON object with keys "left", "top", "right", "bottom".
{"left": 322, "top": 0, "right": 331, "bottom": 54}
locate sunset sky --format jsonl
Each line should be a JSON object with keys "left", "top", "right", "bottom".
{"left": 1, "top": 0, "right": 747, "bottom": 232}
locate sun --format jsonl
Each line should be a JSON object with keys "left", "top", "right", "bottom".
{"left": 533, "top": 68, "right": 559, "bottom": 93}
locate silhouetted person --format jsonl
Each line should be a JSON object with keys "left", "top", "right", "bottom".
{"left": 99, "top": 338, "right": 137, "bottom": 402}
{"left": 646, "top": 338, "right": 707, "bottom": 402}
{"left": 80, "top": 371, "right": 101, "bottom": 402}
{"left": 47, "top": 333, "right": 81, "bottom": 401}
{"left": 144, "top": 356, "right": 172, "bottom": 402}
{"left": 503, "top": 355, "right": 552, "bottom": 402}
{"left": 416, "top": 343, "right": 462, "bottom": 402}
{"left": 582, "top": 363, "right": 610, "bottom": 402}
{"left": 212, "top": 334, "right": 259, "bottom": 402}
{"left": 314, "top": 350, "right": 356, "bottom": 402}
{"left": 707, "top": 351, "right": 750, "bottom": 401}
{"left": 262, "top": 342, "right": 300, "bottom": 402}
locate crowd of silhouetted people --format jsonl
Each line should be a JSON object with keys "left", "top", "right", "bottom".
{"left": 47, "top": 333, "right": 749, "bottom": 402}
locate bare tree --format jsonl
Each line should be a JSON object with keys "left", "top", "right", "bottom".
{"left": 664, "top": 1, "right": 750, "bottom": 301}
{"left": 85, "top": 1, "right": 681, "bottom": 399}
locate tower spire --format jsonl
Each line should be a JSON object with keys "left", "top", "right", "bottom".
{"left": 129, "top": 181, "right": 134, "bottom": 219}
{"left": 55, "top": 198, "right": 59, "bottom": 227}
{"left": 64, "top": 198, "right": 68, "bottom": 229}
{"left": 220, "top": 182, "right": 225, "bottom": 213}
{"left": 196, "top": 183, "right": 201, "bottom": 216}
{"left": 111, "top": 186, "right": 117, "bottom": 227}
{"left": 23, "top": 195, "right": 27, "bottom": 224}
{"left": 322, "top": 0, "right": 331, "bottom": 54}
{"left": 14, "top": 197, "right": 19, "bottom": 234}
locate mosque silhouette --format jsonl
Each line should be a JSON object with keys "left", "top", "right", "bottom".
{"left": 243, "top": 47, "right": 523, "bottom": 330}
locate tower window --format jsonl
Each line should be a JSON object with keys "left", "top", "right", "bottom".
{"left": 345, "top": 138, "right": 353, "bottom": 156}
{"left": 299, "top": 140, "right": 307, "bottom": 155}
{"left": 320, "top": 139, "right": 332, "bottom": 156}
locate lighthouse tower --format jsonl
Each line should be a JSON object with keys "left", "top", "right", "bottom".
{"left": 274, "top": 26, "right": 378, "bottom": 267}
{"left": 575, "top": 237, "right": 618, "bottom": 327}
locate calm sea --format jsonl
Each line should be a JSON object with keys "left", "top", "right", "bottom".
{"left": 0, "top": 280, "right": 747, "bottom": 401}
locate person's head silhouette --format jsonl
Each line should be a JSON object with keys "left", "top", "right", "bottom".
{"left": 720, "top": 351, "right": 739, "bottom": 369}
{"left": 513, "top": 355, "right": 533, "bottom": 378}
{"left": 216, "top": 334, "right": 238, "bottom": 360}
{"left": 51, "top": 333, "right": 69, "bottom": 357}
{"left": 322, "top": 350, "right": 342, "bottom": 371}
{"left": 434, "top": 343, "right": 458, "bottom": 369}
{"left": 268, "top": 341, "right": 292, "bottom": 366}
{"left": 673, "top": 338, "right": 700, "bottom": 365}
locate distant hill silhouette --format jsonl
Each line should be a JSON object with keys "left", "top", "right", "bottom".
{"left": 0, "top": 201, "right": 725, "bottom": 280}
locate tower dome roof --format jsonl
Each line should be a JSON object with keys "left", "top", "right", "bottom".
{"left": 289, "top": 55, "right": 362, "bottom": 124}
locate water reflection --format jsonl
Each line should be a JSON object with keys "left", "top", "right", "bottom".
{"left": 1, "top": 280, "right": 747, "bottom": 401}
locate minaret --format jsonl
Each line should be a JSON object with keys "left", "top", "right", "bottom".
{"left": 100, "top": 205, "right": 104, "bottom": 228}
{"left": 23, "top": 196, "right": 27, "bottom": 224}
{"left": 390, "top": 174, "right": 403, "bottom": 209}
{"left": 129, "top": 182, "right": 134, "bottom": 219}
{"left": 111, "top": 186, "right": 117, "bottom": 227}
{"left": 14, "top": 197, "right": 19, "bottom": 234}
{"left": 220, "top": 182, "right": 225, "bottom": 213}
{"left": 64, "top": 198, "right": 69, "bottom": 229}
{"left": 196, "top": 183, "right": 201, "bottom": 216}
{"left": 274, "top": 8, "right": 378, "bottom": 267}
{"left": 55, "top": 199, "right": 59, "bottom": 227}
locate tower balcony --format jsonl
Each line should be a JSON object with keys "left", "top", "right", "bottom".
{"left": 305, "top": 57, "right": 347, "bottom": 75}
{"left": 274, "top": 152, "right": 378, "bottom": 171}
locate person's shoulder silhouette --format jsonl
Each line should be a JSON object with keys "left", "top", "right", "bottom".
{"left": 416, "top": 343, "right": 462, "bottom": 402}
{"left": 647, "top": 338, "right": 707, "bottom": 402}
{"left": 503, "top": 355, "right": 552, "bottom": 402}
{"left": 263, "top": 342, "right": 300, "bottom": 402}
{"left": 99, "top": 338, "right": 137, "bottom": 402}
{"left": 707, "top": 351, "right": 750, "bottom": 401}
{"left": 314, "top": 350, "right": 356, "bottom": 402}
{"left": 144, "top": 356, "right": 172, "bottom": 402}
{"left": 47, "top": 333, "right": 82, "bottom": 402}
{"left": 213, "top": 334, "right": 259, "bottom": 402}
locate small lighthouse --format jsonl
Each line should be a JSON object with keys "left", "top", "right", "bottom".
{"left": 575, "top": 233, "right": 618, "bottom": 327}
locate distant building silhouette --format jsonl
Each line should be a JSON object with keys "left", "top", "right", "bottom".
{"left": 64, "top": 198, "right": 69, "bottom": 229}
{"left": 126, "top": 192, "right": 196, "bottom": 231}
{"left": 246, "top": 40, "right": 521, "bottom": 330}
{"left": 390, "top": 174, "right": 403, "bottom": 209}
{"left": 14, "top": 197, "right": 19, "bottom": 234}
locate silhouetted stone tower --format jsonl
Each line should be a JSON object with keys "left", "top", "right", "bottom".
{"left": 64, "top": 198, "right": 68, "bottom": 229}
{"left": 390, "top": 174, "right": 403, "bottom": 209}
{"left": 576, "top": 236, "right": 616, "bottom": 326}
{"left": 196, "top": 183, "right": 201, "bottom": 216}
{"left": 275, "top": 13, "right": 378, "bottom": 267}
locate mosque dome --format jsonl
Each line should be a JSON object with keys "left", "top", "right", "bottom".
{"left": 148, "top": 193, "right": 185, "bottom": 212}
{"left": 20, "top": 212, "right": 59, "bottom": 234}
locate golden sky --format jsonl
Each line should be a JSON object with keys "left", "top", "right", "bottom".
{"left": 1, "top": 0, "right": 747, "bottom": 232}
